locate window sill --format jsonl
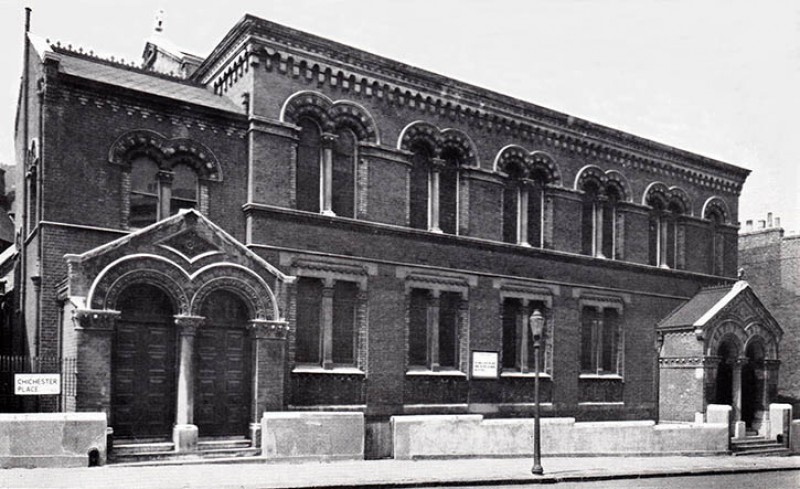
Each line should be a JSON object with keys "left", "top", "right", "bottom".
{"left": 579, "top": 373, "right": 623, "bottom": 380}
{"left": 500, "top": 371, "right": 552, "bottom": 379}
{"left": 292, "top": 365, "right": 365, "bottom": 375}
{"left": 406, "top": 368, "right": 467, "bottom": 378}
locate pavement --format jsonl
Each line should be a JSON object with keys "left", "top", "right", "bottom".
{"left": 1, "top": 455, "right": 799, "bottom": 489}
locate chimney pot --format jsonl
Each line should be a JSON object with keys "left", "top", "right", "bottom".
{"left": 775, "top": 217, "right": 781, "bottom": 228}
{"left": 759, "top": 220, "right": 766, "bottom": 229}
{"left": 746, "top": 220, "right": 753, "bottom": 231}
{"left": 768, "top": 212, "right": 773, "bottom": 227}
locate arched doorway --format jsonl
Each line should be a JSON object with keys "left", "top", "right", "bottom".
{"left": 742, "top": 340, "right": 766, "bottom": 429}
{"left": 195, "top": 289, "right": 253, "bottom": 437}
{"left": 112, "top": 284, "right": 177, "bottom": 440}
{"left": 714, "top": 339, "right": 736, "bottom": 406}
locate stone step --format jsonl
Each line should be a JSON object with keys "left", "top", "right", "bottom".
{"left": 732, "top": 447, "right": 791, "bottom": 457}
{"left": 111, "top": 442, "right": 174, "bottom": 455}
{"left": 109, "top": 438, "right": 259, "bottom": 464}
{"left": 198, "top": 439, "right": 252, "bottom": 451}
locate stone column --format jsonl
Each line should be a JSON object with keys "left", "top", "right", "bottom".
{"left": 74, "top": 309, "right": 119, "bottom": 416}
{"left": 321, "top": 278, "right": 335, "bottom": 369}
{"left": 518, "top": 184, "right": 530, "bottom": 247}
{"left": 595, "top": 196, "right": 606, "bottom": 258}
{"left": 173, "top": 315, "right": 203, "bottom": 452}
{"left": 249, "top": 319, "right": 289, "bottom": 447}
{"left": 428, "top": 290, "right": 441, "bottom": 371}
{"left": 157, "top": 170, "right": 174, "bottom": 220}
{"left": 320, "top": 133, "right": 337, "bottom": 216}
{"left": 429, "top": 158, "right": 445, "bottom": 233}
{"left": 659, "top": 217, "right": 669, "bottom": 268}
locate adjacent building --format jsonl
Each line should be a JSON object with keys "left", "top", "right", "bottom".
{"left": 740, "top": 215, "right": 800, "bottom": 414}
{"left": 8, "top": 12, "right": 781, "bottom": 450}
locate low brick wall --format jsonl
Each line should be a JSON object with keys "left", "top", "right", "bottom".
{"left": 391, "top": 415, "right": 729, "bottom": 459}
{"left": 261, "top": 412, "right": 364, "bottom": 461}
{"left": 0, "top": 412, "right": 107, "bottom": 468}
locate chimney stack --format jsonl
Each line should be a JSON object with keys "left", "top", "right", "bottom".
{"left": 767, "top": 212, "right": 773, "bottom": 227}
{"left": 745, "top": 220, "right": 753, "bottom": 232}
{"left": 775, "top": 217, "right": 781, "bottom": 228}
{"left": 759, "top": 220, "right": 766, "bottom": 229}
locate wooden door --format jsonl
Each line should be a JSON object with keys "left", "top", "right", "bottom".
{"left": 112, "top": 285, "right": 176, "bottom": 440}
{"left": 195, "top": 290, "right": 252, "bottom": 437}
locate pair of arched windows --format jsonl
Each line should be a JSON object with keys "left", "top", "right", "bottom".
{"left": 579, "top": 180, "right": 623, "bottom": 260}
{"left": 501, "top": 167, "right": 547, "bottom": 248}
{"left": 296, "top": 118, "right": 358, "bottom": 218}
{"left": 646, "top": 195, "right": 685, "bottom": 269}
{"left": 408, "top": 143, "right": 462, "bottom": 234}
{"left": 129, "top": 156, "right": 198, "bottom": 228}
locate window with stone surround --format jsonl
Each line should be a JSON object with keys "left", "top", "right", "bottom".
{"left": 703, "top": 198, "right": 728, "bottom": 276}
{"left": 295, "top": 277, "right": 360, "bottom": 367}
{"left": 497, "top": 281, "right": 555, "bottom": 376}
{"left": 402, "top": 270, "right": 472, "bottom": 374}
{"left": 579, "top": 302, "right": 623, "bottom": 376}
{"left": 289, "top": 258, "right": 370, "bottom": 372}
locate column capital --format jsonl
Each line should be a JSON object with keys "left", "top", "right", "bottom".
{"left": 430, "top": 157, "right": 446, "bottom": 171}
{"left": 157, "top": 170, "right": 175, "bottom": 183}
{"left": 321, "top": 133, "right": 338, "bottom": 148}
{"left": 174, "top": 315, "right": 205, "bottom": 336}
{"left": 249, "top": 320, "right": 289, "bottom": 340}
{"left": 74, "top": 309, "right": 120, "bottom": 331}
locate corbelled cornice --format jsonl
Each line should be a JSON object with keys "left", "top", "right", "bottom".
{"left": 194, "top": 15, "right": 749, "bottom": 196}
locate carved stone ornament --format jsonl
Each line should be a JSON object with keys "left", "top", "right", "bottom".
{"left": 250, "top": 320, "right": 289, "bottom": 340}
{"left": 74, "top": 309, "right": 120, "bottom": 331}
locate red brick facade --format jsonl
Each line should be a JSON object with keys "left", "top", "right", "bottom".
{"left": 12, "top": 14, "right": 752, "bottom": 443}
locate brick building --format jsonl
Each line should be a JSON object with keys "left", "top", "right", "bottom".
{"left": 10, "top": 12, "right": 781, "bottom": 452}
{"left": 740, "top": 215, "right": 800, "bottom": 413}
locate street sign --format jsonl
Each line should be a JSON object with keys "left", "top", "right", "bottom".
{"left": 14, "top": 373, "right": 61, "bottom": 395}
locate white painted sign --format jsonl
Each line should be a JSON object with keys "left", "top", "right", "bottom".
{"left": 14, "top": 374, "right": 61, "bottom": 395}
{"left": 471, "top": 351, "right": 499, "bottom": 379}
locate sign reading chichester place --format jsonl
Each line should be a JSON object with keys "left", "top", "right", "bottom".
{"left": 14, "top": 374, "right": 61, "bottom": 395}
{"left": 471, "top": 351, "right": 499, "bottom": 379}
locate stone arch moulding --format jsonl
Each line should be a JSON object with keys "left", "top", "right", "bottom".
{"left": 604, "top": 170, "right": 632, "bottom": 202}
{"left": 87, "top": 254, "right": 191, "bottom": 315}
{"left": 642, "top": 181, "right": 670, "bottom": 207}
{"left": 744, "top": 322, "right": 779, "bottom": 359}
{"left": 190, "top": 263, "right": 279, "bottom": 321}
{"left": 574, "top": 165, "right": 607, "bottom": 191}
{"left": 108, "top": 129, "right": 223, "bottom": 182}
{"left": 280, "top": 90, "right": 379, "bottom": 143}
{"left": 701, "top": 196, "right": 730, "bottom": 224}
{"left": 398, "top": 121, "right": 479, "bottom": 167}
{"left": 493, "top": 145, "right": 561, "bottom": 185}
{"left": 704, "top": 320, "right": 747, "bottom": 358}
{"left": 668, "top": 186, "right": 692, "bottom": 216}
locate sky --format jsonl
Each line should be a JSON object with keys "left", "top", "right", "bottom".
{"left": 1, "top": 0, "right": 798, "bottom": 232}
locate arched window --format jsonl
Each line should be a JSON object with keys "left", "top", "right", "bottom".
{"left": 502, "top": 165, "right": 546, "bottom": 247}
{"left": 296, "top": 118, "right": 322, "bottom": 213}
{"left": 171, "top": 164, "right": 198, "bottom": 214}
{"left": 409, "top": 142, "right": 432, "bottom": 230}
{"left": 581, "top": 181, "right": 602, "bottom": 257}
{"left": 706, "top": 209, "right": 724, "bottom": 275}
{"left": 129, "top": 156, "right": 160, "bottom": 228}
{"left": 438, "top": 148, "right": 460, "bottom": 235}
{"left": 502, "top": 161, "right": 525, "bottom": 244}
{"left": 647, "top": 194, "right": 684, "bottom": 268}
{"left": 332, "top": 128, "right": 356, "bottom": 218}
{"left": 601, "top": 185, "right": 621, "bottom": 259}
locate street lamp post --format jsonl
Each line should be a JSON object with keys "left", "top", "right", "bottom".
{"left": 529, "top": 309, "right": 545, "bottom": 475}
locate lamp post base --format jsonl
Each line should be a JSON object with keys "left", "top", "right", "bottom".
{"left": 531, "top": 464, "right": 544, "bottom": 476}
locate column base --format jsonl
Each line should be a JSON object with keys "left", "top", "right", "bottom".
{"left": 733, "top": 421, "right": 747, "bottom": 439}
{"left": 250, "top": 422, "right": 261, "bottom": 448}
{"left": 173, "top": 424, "right": 199, "bottom": 453}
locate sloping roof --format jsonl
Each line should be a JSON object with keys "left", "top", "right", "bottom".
{"left": 57, "top": 53, "right": 244, "bottom": 114}
{"left": 28, "top": 33, "right": 243, "bottom": 115}
{"left": 658, "top": 281, "right": 748, "bottom": 329}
